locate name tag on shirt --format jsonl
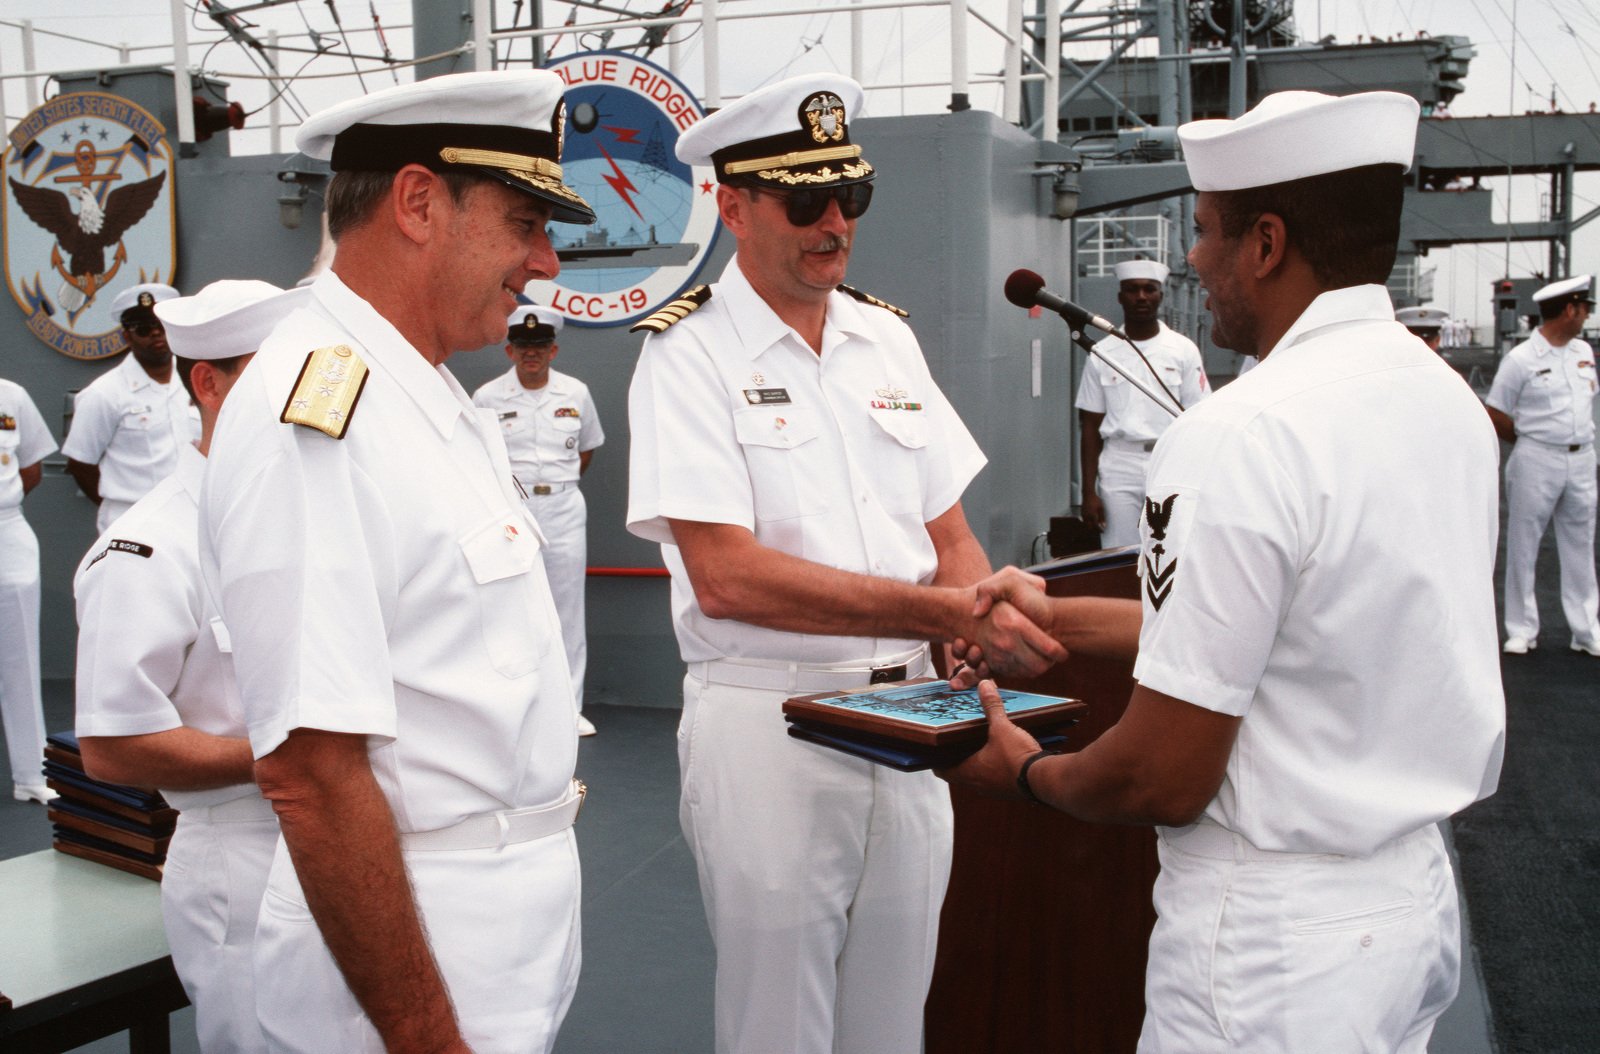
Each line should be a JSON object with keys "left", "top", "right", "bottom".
{"left": 498, "top": 411, "right": 518, "bottom": 421}
{"left": 744, "top": 388, "right": 791, "bottom": 405}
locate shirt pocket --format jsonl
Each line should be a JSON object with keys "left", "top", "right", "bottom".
{"left": 733, "top": 406, "right": 820, "bottom": 522}
{"left": 458, "top": 513, "right": 547, "bottom": 678}
{"left": 866, "top": 408, "right": 929, "bottom": 514}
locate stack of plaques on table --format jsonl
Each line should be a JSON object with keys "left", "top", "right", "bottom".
{"left": 783, "top": 678, "right": 1088, "bottom": 771}
{"left": 44, "top": 731, "right": 175, "bottom": 881}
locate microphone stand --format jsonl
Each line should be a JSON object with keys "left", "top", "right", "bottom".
{"left": 1061, "top": 321, "right": 1182, "bottom": 419}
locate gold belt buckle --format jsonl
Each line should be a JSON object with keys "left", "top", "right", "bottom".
{"left": 532, "top": 484, "right": 553, "bottom": 495}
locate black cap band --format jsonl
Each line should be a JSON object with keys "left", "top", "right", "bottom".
{"left": 330, "top": 122, "right": 559, "bottom": 173}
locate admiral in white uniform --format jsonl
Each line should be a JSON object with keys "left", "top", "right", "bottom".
{"left": 63, "top": 283, "right": 201, "bottom": 532}
{"left": 0, "top": 377, "right": 56, "bottom": 803}
{"left": 1484, "top": 274, "right": 1599, "bottom": 656}
{"left": 200, "top": 72, "right": 595, "bottom": 1054}
{"left": 474, "top": 305, "right": 604, "bottom": 735}
{"left": 942, "top": 91, "right": 1505, "bottom": 1053}
{"left": 74, "top": 280, "right": 303, "bottom": 1054}
{"left": 1075, "top": 259, "right": 1208, "bottom": 547}
{"left": 627, "top": 74, "right": 1062, "bottom": 1054}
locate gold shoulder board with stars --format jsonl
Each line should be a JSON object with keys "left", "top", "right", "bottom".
{"left": 280, "top": 345, "right": 370, "bottom": 440}
{"left": 630, "top": 285, "right": 714, "bottom": 334}
{"left": 837, "top": 284, "right": 909, "bottom": 317}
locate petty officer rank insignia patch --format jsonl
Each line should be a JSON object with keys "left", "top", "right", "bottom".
{"left": 281, "top": 345, "right": 370, "bottom": 440}
{"left": 837, "top": 284, "right": 909, "bottom": 317}
{"left": 630, "top": 285, "right": 713, "bottom": 334}
{"left": 1141, "top": 493, "right": 1180, "bottom": 611}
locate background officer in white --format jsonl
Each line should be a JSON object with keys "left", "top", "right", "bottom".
{"left": 1484, "top": 274, "right": 1599, "bottom": 656}
{"left": 627, "top": 73, "right": 1063, "bottom": 1054}
{"left": 201, "top": 70, "right": 594, "bottom": 1054}
{"left": 474, "top": 304, "right": 604, "bottom": 736}
{"left": 0, "top": 376, "right": 56, "bottom": 803}
{"left": 63, "top": 282, "right": 200, "bottom": 532}
{"left": 1397, "top": 304, "right": 1450, "bottom": 353}
{"left": 75, "top": 279, "right": 303, "bottom": 1054}
{"left": 942, "top": 90, "right": 1505, "bottom": 1052}
{"left": 1075, "top": 259, "right": 1208, "bottom": 547}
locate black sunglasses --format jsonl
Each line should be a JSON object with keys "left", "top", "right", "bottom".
{"left": 127, "top": 322, "right": 165, "bottom": 337}
{"left": 748, "top": 182, "right": 874, "bottom": 227}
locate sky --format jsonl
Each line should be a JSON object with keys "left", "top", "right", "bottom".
{"left": 2, "top": 0, "right": 1596, "bottom": 329}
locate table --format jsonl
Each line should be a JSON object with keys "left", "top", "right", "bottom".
{"left": 0, "top": 850, "right": 187, "bottom": 1053}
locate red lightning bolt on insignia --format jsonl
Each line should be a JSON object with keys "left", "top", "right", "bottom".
{"left": 596, "top": 142, "right": 645, "bottom": 221}
{"left": 603, "top": 125, "right": 641, "bottom": 144}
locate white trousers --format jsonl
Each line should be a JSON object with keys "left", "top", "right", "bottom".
{"left": 525, "top": 488, "right": 588, "bottom": 710}
{"left": 161, "top": 802, "right": 278, "bottom": 1054}
{"left": 252, "top": 827, "right": 582, "bottom": 1053}
{"left": 0, "top": 510, "right": 46, "bottom": 785}
{"left": 678, "top": 671, "right": 953, "bottom": 1054}
{"left": 1097, "top": 443, "right": 1154, "bottom": 548}
{"left": 1139, "top": 822, "right": 1460, "bottom": 1054}
{"left": 1502, "top": 440, "right": 1599, "bottom": 642}
{"left": 95, "top": 497, "right": 135, "bottom": 534}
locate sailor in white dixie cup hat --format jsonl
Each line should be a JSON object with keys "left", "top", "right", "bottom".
{"left": 74, "top": 279, "right": 305, "bottom": 1054}
{"left": 1075, "top": 257, "right": 1208, "bottom": 546}
{"left": 1484, "top": 272, "right": 1599, "bottom": 656}
{"left": 473, "top": 304, "right": 605, "bottom": 736}
{"left": 199, "top": 70, "right": 593, "bottom": 1054}
{"left": 62, "top": 281, "right": 201, "bottom": 533}
{"left": 627, "top": 72, "right": 1063, "bottom": 1054}
{"left": 939, "top": 89, "right": 1505, "bottom": 1053}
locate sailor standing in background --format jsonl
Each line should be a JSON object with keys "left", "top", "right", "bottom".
{"left": 201, "top": 70, "right": 593, "bottom": 1054}
{"left": 1485, "top": 274, "right": 1599, "bottom": 656}
{"left": 942, "top": 90, "right": 1505, "bottom": 1052}
{"left": 474, "top": 305, "right": 604, "bottom": 736}
{"left": 63, "top": 282, "right": 200, "bottom": 532}
{"left": 74, "top": 280, "right": 304, "bottom": 1054}
{"left": 1396, "top": 305, "right": 1450, "bottom": 353}
{"left": 0, "top": 377, "right": 56, "bottom": 804}
{"left": 1075, "top": 259, "right": 1208, "bottom": 547}
{"left": 627, "top": 73, "right": 1062, "bottom": 1054}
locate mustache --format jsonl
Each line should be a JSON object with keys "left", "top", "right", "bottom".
{"left": 805, "top": 234, "right": 850, "bottom": 253}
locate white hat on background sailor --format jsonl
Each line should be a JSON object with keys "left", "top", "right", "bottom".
{"left": 507, "top": 304, "right": 564, "bottom": 345}
{"left": 1115, "top": 259, "right": 1169, "bottom": 284}
{"left": 295, "top": 69, "right": 596, "bottom": 225}
{"left": 1395, "top": 305, "right": 1450, "bottom": 332}
{"left": 1532, "top": 274, "right": 1595, "bottom": 307}
{"left": 155, "top": 280, "right": 309, "bottom": 361}
{"left": 111, "top": 282, "right": 179, "bottom": 327}
{"left": 1179, "top": 90, "right": 1420, "bottom": 190}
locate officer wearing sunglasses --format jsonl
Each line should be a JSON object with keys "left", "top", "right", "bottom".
{"left": 625, "top": 74, "right": 1059, "bottom": 1054}
{"left": 63, "top": 282, "right": 201, "bottom": 532}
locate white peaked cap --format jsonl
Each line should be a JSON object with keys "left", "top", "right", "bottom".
{"left": 1115, "top": 260, "right": 1169, "bottom": 283}
{"left": 1395, "top": 306, "right": 1449, "bottom": 330}
{"left": 1532, "top": 274, "right": 1594, "bottom": 303}
{"left": 1179, "top": 91, "right": 1420, "bottom": 192}
{"left": 506, "top": 304, "right": 564, "bottom": 343}
{"left": 110, "top": 283, "right": 179, "bottom": 315}
{"left": 155, "top": 280, "right": 308, "bottom": 361}
{"left": 677, "top": 73, "right": 873, "bottom": 188}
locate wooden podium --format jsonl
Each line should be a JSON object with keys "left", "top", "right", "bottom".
{"left": 926, "top": 548, "right": 1156, "bottom": 1053}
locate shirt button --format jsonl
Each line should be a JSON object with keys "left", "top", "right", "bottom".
{"left": 1360, "top": 934, "right": 1373, "bottom": 948}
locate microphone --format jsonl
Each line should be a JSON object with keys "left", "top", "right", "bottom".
{"left": 1003, "top": 269, "right": 1125, "bottom": 336}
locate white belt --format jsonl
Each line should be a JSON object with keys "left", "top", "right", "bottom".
{"left": 690, "top": 646, "right": 929, "bottom": 693}
{"left": 403, "top": 779, "right": 585, "bottom": 852}
{"left": 523, "top": 480, "right": 577, "bottom": 495}
{"left": 1518, "top": 436, "right": 1593, "bottom": 453}
{"left": 178, "top": 792, "right": 276, "bottom": 824}
{"left": 1159, "top": 818, "right": 1435, "bottom": 863}
{"left": 1103, "top": 437, "right": 1158, "bottom": 453}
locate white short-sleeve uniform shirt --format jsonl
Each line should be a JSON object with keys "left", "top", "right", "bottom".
{"left": 201, "top": 273, "right": 577, "bottom": 833}
{"left": 62, "top": 354, "right": 200, "bottom": 504}
{"left": 626, "top": 256, "right": 987, "bottom": 663}
{"left": 1132, "top": 286, "right": 1505, "bottom": 856}
{"left": 473, "top": 367, "right": 604, "bottom": 487}
{"left": 1484, "top": 330, "right": 1597, "bottom": 444}
{"left": 0, "top": 379, "right": 56, "bottom": 512}
{"left": 1075, "top": 322, "right": 1209, "bottom": 441}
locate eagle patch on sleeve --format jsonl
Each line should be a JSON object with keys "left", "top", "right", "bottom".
{"left": 1141, "top": 493, "right": 1180, "bottom": 611}
{"left": 281, "top": 345, "right": 369, "bottom": 439}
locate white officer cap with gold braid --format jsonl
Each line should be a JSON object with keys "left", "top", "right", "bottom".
{"left": 111, "top": 282, "right": 179, "bottom": 325}
{"left": 1394, "top": 305, "right": 1449, "bottom": 331}
{"left": 155, "top": 280, "right": 309, "bottom": 361}
{"left": 1179, "top": 90, "right": 1419, "bottom": 192}
{"left": 677, "top": 73, "right": 873, "bottom": 189}
{"left": 1532, "top": 274, "right": 1595, "bottom": 305}
{"left": 296, "top": 70, "right": 596, "bottom": 225}
{"left": 507, "top": 304, "right": 564, "bottom": 345}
